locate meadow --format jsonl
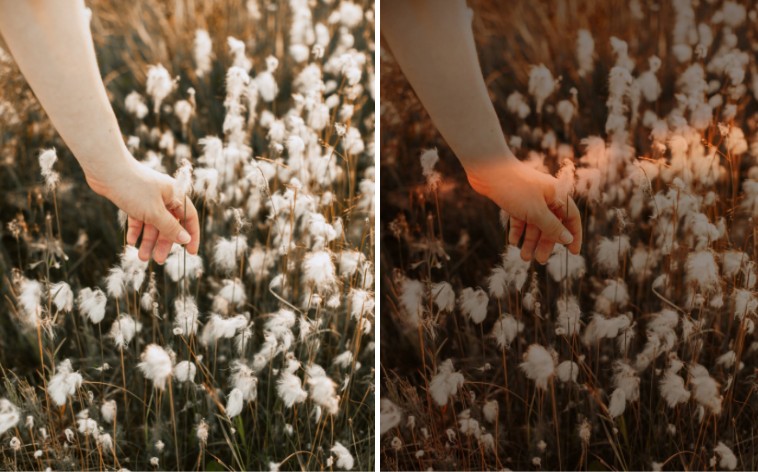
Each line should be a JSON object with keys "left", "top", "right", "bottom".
{"left": 380, "top": 0, "right": 758, "bottom": 470}
{"left": 0, "top": 0, "right": 375, "bottom": 470}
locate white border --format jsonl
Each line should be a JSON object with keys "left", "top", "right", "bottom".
{"left": 373, "top": 0, "right": 381, "bottom": 470}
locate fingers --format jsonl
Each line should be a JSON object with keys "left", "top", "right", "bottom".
{"left": 152, "top": 206, "right": 192, "bottom": 247}
{"left": 138, "top": 224, "right": 159, "bottom": 261}
{"left": 152, "top": 237, "right": 174, "bottom": 264}
{"left": 534, "top": 237, "right": 556, "bottom": 265}
{"left": 126, "top": 217, "right": 144, "bottom": 246}
{"left": 169, "top": 197, "right": 201, "bottom": 255}
{"left": 564, "top": 198, "right": 583, "bottom": 254}
{"left": 128, "top": 195, "right": 200, "bottom": 263}
{"left": 509, "top": 217, "right": 526, "bottom": 246}
{"left": 547, "top": 198, "right": 583, "bottom": 254}
{"left": 520, "top": 224, "right": 541, "bottom": 261}
{"left": 532, "top": 204, "right": 573, "bottom": 246}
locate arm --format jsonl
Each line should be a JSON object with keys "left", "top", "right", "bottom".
{"left": 0, "top": 0, "right": 199, "bottom": 263}
{"left": 382, "top": 0, "right": 582, "bottom": 262}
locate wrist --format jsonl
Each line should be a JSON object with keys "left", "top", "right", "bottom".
{"left": 458, "top": 145, "right": 518, "bottom": 175}
{"left": 463, "top": 153, "right": 520, "bottom": 180}
{"left": 83, "top": 145, "right": 139, "bottom": 197}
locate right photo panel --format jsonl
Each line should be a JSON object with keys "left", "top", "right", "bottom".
{"left": 380, "top": 0, "right": 758, "bottom": 470}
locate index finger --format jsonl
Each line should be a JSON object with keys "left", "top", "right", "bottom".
{"left": 555, "top": 197, "right": 582, "bottom": 254}
{"left": 169, "top": 196, "right": 201, "bottom": 255}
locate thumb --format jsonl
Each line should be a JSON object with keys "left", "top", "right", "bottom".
{"left": 533, "top": 205, "right": 573, "bottom": 245}
{"left": 151, "top": 207, "right": 191, "bottom": 245}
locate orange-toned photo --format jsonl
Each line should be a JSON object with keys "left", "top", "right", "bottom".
{"left": 380, "top": 0, "right": 757, "bottom": 470}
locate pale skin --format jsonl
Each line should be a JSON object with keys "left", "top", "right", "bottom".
{"left": 0, "top": 0, "right": 200, "bottom": 264}
{"left": 382, "top": 0, "right": 583, "bottom": 263}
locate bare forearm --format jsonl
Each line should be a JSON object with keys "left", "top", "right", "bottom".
{"left": 381, "top": 0, "right": 514, "bottom": 168}
{"left": 0, "top": 0, "right": 133, "bottom": 182}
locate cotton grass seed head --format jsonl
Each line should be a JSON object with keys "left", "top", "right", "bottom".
{"left": 138, "top": 344, "right": 174, "bottom": 390}
{"left": 520, "top": 344, "right": 556, "bottom": 390}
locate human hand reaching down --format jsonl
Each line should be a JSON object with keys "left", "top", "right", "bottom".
{"left": 382, "top": 0, "right": 582, "bottom": 264}
{"left": 0, "top": 1, "right": 200, "bottom": 264}
{"left": 85, "top": 155, "right": 200, "bottom": 264}
{"left": 465, "top": 158, "right": 582, "bottom": 264}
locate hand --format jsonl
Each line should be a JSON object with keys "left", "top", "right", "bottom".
{"left": 85, "top": 153, "right": 200, "bottom": 263}
{"left": 465, "top": 158, "right": 582, "bottom": 264}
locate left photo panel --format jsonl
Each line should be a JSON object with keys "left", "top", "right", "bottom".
{"left": 0, "top": 1, "right": 375, "bottom": 470}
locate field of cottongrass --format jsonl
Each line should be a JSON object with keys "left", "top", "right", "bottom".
{"left": 380, "top": 0, "right": 758, "bottom": 470}
{"left": 0, "top": 0, "right": 374, "bottom": 470}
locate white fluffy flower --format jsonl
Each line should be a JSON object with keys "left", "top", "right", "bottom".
{"left": 380, "top": 398, "right": 402, "bottom": 435}
{"left": 528, "top": 64, "right": 556, "bottom": 114}
{"left": 213, "top": 278, "right": 247, "bottom": 314}
{"left": 608, "top": 388, "right": 626, "bottom": 418}
{"left": 714, "top": 441, "right": 738, "bottom": 470}
{"left": 338, "top": 250, "right": 366, "bottom": 277}
{"left": 520, "top": 344, "right": 556, "bottom": 390}
{"left": 213, "top": 235, "right": 248, "bottom": 273}
{"left": 200, "top": 313, "right": 248, "bottom": 346}
{"left": 277, "top": 371, "right": 308, "bottom": 408}
{"left": 38, "top": 148, "right": 59, "bottom": 191}
{"left": 101, "top": 400, "right": 117, "bottom": 424}
{"left": 331, "top": 441, "right": 354, "bottom": 470}
{"left": 689, "top": 364, "right": 722, "bottom": 416}
{"left": 595, "top": 236, "right": 630, "bottom": 274}
{"left": 556, "top": 360, "right": 580, "bottom": 383}
{"left": 196, "top": 419, "right": 209, "bottom": 445}
{"left": 302, "top": 250, "right": 337, "bottom": 291}
{"left": 255, "top": 56, "right": 279, "bottom": 102}
{"left": 686, "top": 251, "right": 720, "bottom": 293}
{"left": 349, "top": 289, "right": 374, "bottom": 320}
{"left": 547, "top": 246, "right": 586, "bottom": 282}
{"left": 125, "top": 91, "right": 148, "bottom": 119}
{"left": 419, "top": 148, "right": 441, "bottom": 189}
{"left": 459, "top": 287, "right": 489, "bottom": 324}
{"left": 306, "top": 364, "right": 339, "bottom": 415}
{"left": 146, "top": 64, "right": 174, "bottom": 113}
{"left": 77, "top": 415, "right": 98, "bottom": 436}
{"left": 482, "top": 399, "right": 499, "bottom": 423}
{"left": 18, "top": 278, "right": 42, "bottom": 325}
{"left": 50, "top": 281, "right": 74, "bottom": 313}
{"left": 613, "top": 361, "right": 640, "bottom": 402}
{"left": 174, "top": 361, "right": 197, "bottom": 383}
{"left": 490, "top": 314, "right": 523, "bottom": 349}
{"left": 576, "top": 29, "right": 595, "bottom": 77}
{"left": 194, "top": 29, "right": 213, "bottom": 77}
{"left": 431, "top": 282, "right": 455, "bottom": 312}
{"left": 138, "top": 344, "right": 174, "bottom": 390}
{"left": 48, "top": 359, "right": 83, "bottom": 407}
{"left": 555, "top": 296, "right": 582, "bottom": 337}
{"left": 163, "top": 244, "right": 203, "bottom": 282}
{"left": 108, "top": 314, "right": 139, "bottom": 348}
{"left": 231, "top": 361, "right": 258, "bottom": 401}
{"left": 174, "top": 296, "right": 200, "bottom": 336}
{"left": 429, "top": 359, "right": 464, "bottom": 406}
{"left": 225, "top": 388, "right": 244, "bottom": 418}
{"left": 0, "top": 399, "right": 20, "bottom": 436}
{"left": 582, "top": 313, "right": 631, "bottom": 345}
{"left": 660, "top": 370, "right": 690, "bottom": 408}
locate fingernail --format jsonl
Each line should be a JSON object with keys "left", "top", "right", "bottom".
{"left": 560, "top": 229, "right": 573, "bottom": 245}
{"left": 178, "top": 230, "right": 191, "bottom": 244}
